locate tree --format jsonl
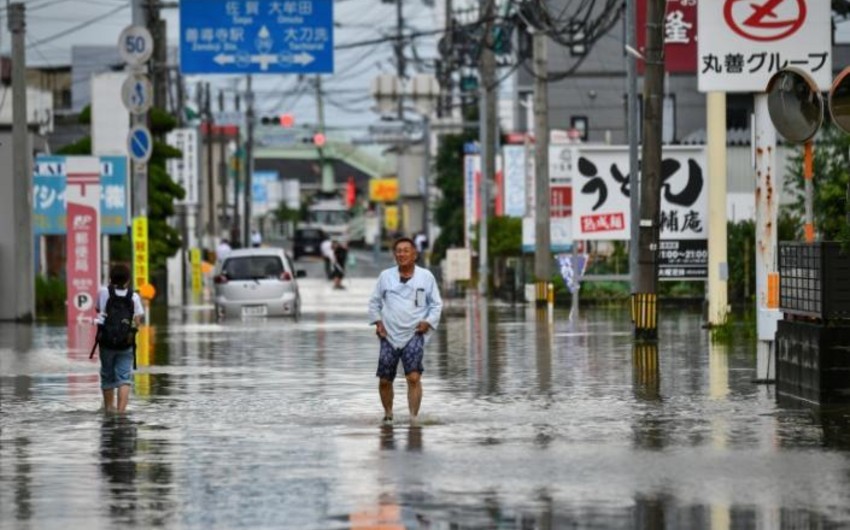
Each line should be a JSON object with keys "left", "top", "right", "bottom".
{"left": 783, "top": 124, "right": 850, "bottom": 244}
{"left": 432, "top": 123, "right": 477, "bottom": 263}
{"left": 57, "top": 107, "right": 185, "bottom": 271}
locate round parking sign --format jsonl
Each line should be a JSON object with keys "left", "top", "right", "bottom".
{"left": 73, "top": 292, "right": 94, "bottom": 311}
{"left": 118, "top": 24, "right": 153, "bottom": 66}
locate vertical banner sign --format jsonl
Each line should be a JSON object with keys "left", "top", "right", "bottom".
{"left": 190, "top": 248, "right": 202, "bottom": 295}
{"left": 502, "top": 145, "right": 526, "bottom": 217}
{"left": 463, "top": 154, "right": 481, "bottom": 249}
{"left": 133, "top": 217, "right": 149, "bottom": 290}
{"left": 572, "top": 146, "right": 708, "bottom": 279}
{"left": 698, "top": 0, "right": 831, "bottom": 92}
{"left": 165, "top": 128, "right": 200, "bottom": 205}
{"left": 65, "top": 157, "right": 101, "bottom": 354}
{"left": 637, "top": 0, "right": 698, "bottom": 74}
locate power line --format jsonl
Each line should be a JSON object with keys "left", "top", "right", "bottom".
{"left": 26, "top": 3, "right": 127, "bottom": 49}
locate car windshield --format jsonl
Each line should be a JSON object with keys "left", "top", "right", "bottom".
{"left": 298, "top": 229, "right": 323, "bottom": 240}
{"left": 222, "top": 256, "right": 284, "bottom": 280}
{"left": 309, "top": 210, "right": 349, "bottom": 225}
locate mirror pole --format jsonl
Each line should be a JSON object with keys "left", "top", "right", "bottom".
{"left": 804, "top": 141, "right": 815, "bottom": 243}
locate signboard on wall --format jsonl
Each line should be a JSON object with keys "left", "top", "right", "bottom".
{"left": 698, "top": 0, "right": 831, "bottom": 92}
{"left": 571, "top": 146, "right": 708, "bottom": 279}
{"left": 33, "top": 156, "right": 129, "bottom": 235}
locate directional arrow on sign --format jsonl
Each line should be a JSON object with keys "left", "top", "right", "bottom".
{"left": 213, "top": 52, "right": 315, "bottom": 71}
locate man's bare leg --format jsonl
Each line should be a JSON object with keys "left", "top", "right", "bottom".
{"left": 116, "top": 385, "right": 131, "bottom": 413}
{"left": 102, "top": 389, "right": 116, "bottom": 413}
{"left": 406, "top": 371, "right": 422, "bottom": 422}
{"left": 379, "top": 378, "right": 394, "bottom": 421}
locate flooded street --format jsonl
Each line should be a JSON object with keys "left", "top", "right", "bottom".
{"left": 3, "top": 274, "right": 850, "bottom": 529}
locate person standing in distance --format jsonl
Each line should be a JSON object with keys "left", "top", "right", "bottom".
{"left": 95, "top": 264, "right": 144, "bottom": 413}
{"left": 368, "top": 237, "right": 443, "bottom": 425}
{"left": 216, "top": 238, "right": 232, "bottom": 263}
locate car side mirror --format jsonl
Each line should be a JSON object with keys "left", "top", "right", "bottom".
{"left": 296, "top": 270, "right": 307, "bottom": 278}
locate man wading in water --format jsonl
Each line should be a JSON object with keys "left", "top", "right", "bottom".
{"left": 368, "top": 237, "right": 443, "bottom": 425}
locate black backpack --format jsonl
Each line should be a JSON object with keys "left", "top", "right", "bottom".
{"left": 98, "top": 286, "right": 136, "bottom": 350}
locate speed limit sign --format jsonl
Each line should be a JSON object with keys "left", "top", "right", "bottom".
{"left": 118, "top": 24, "right": 153, "bottom": 66}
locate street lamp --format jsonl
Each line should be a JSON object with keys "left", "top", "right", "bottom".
{"left": 371, "top": 73, "right": 440, "bottom": 240}
{"left": 409, "top": 74, "right": 440, "bottom": 242}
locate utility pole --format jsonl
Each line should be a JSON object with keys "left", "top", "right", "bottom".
{"left": 478, "top": 0, "right": 497, "bottom": 296}
{"left": 218, "top": 89, "right": 229, "bottom": 237}
{"left": 315, "top": 75, "right": 334, "bottom": 193}
{"left": 626, "top": 0, "right": 640, "bottom": 292}
{"left": 439, "top": 0, "right": 453, "bottom": 118}
{"left": 633, "top": 0, "right": 665, "bottom": 341}
{"left": 532, "top": 28, "right": 551, "bottom": 302}
{"left": 395, "top": 0, "right": 406, "bottom": 120}
{"left": 204, "top": 82, "right": 217, "bottom": 246}
{"left": 7, "top": 2, "right": 33, "bottom": 321}
{"left": 243, "top": 74, "right": 255, "bottom": 248}
{"left": 394, "top": 0, "right": 407, "bottom": 234}
{"left": 146, "top": 0, "right": 167, "bottom": 110}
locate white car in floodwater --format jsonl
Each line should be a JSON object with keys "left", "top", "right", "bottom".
{"left": 213, "top": 247, "right": 305, "bottom": 319}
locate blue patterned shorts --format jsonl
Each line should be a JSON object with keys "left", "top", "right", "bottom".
{"left": 376, "top": 334, "right": 425, "bottom": 381}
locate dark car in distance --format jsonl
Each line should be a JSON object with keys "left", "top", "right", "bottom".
{"left": 292, "top": 227, "right": 326, "bottom": 260}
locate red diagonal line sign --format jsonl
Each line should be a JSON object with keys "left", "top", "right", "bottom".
{"left": 744, "top": 0, "right": 798, "bottom": 28}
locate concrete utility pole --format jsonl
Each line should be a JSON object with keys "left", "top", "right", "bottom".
{"left": 146, "top": 0, "right": 167, "bottom": 110}
{"left": 626, "top": 0, "right": 640, "bottom": 292}
{"left": 315, "top": 75, "right": 334, "bottom": 193}
{"left": 6, "top": 3, "right": 34, "bottom": 321}
{"left": 204, "top": 82, "right": 216, "bottom": 244}
{"left": 396, "top": 0, "right": 406, "bottom": 120}
{"left": 533, "top": 29, "right": 551, "bottom": 298}
{"left": 478, "top": 0, "right": 497, "bottom": 296}
{"left": 633, "top": 0, "right": 665, "bottom": 341}
{"left": 218, "top": 90, "right": 229, "bottom": 236}
{"left": 243, "top": 74, "right": 255, "bottom": 248}
{"left": 130, "top": 0, "right": 149, "bottom": 224}
{"left": 439, "top": 0, "right": 453, "bottom": 118}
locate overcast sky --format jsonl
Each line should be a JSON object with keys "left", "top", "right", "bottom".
{"left": 3, "top": 1, "right": 850, "bottom": 136}
{"left": 0, "top": 0, "right": 441, "bottom": 136}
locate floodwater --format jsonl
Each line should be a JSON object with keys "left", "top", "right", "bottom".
{"left": 2, "top": 281, "right": 850, "bottom": 529}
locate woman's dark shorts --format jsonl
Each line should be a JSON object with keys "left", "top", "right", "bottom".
{"left": 376, "top": 334, "right": 424, "bottom": 381}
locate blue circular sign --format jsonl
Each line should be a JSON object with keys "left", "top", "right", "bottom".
{"left": 127, "top": 125, "right": 152, "bottom": 163}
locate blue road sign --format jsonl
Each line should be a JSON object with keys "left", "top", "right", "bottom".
{"left": 33, "top": 155, "right": 130, "bottom": 235}
{"left": 179, "top": 0, "right": 334, "bottom": 74}
{"left": 128, "top": 125, "right": 153, "bottom": 163}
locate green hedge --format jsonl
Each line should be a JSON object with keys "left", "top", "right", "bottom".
{"left": 36, "top": 275, "right": 66, "bottom": 314}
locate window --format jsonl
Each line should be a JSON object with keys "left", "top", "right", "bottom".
{"left": 222, "top": 256, "right": 284, "bottom": 280}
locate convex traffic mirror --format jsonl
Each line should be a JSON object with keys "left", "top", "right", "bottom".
{"left": 766, "top": 67, "right": 823, "bottom": 144}
{"left": 829, "top": 66, "right": 850, "bottom": 135}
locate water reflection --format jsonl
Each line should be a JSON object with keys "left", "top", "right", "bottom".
{"left": 5, "top": 304, "right": 850, "bottom": 528}
{"left": 99, "top": 416, "right": 139, "bottom": 523}
{"left": 632, "top": 343, "right": 660, "bottom": 402}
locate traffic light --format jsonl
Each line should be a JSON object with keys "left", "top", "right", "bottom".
{"left": 259, "top": 114, "right": 295, "bottom": 126}
{"left": 312, "top": 132, "right": 326, "bottom": 147}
